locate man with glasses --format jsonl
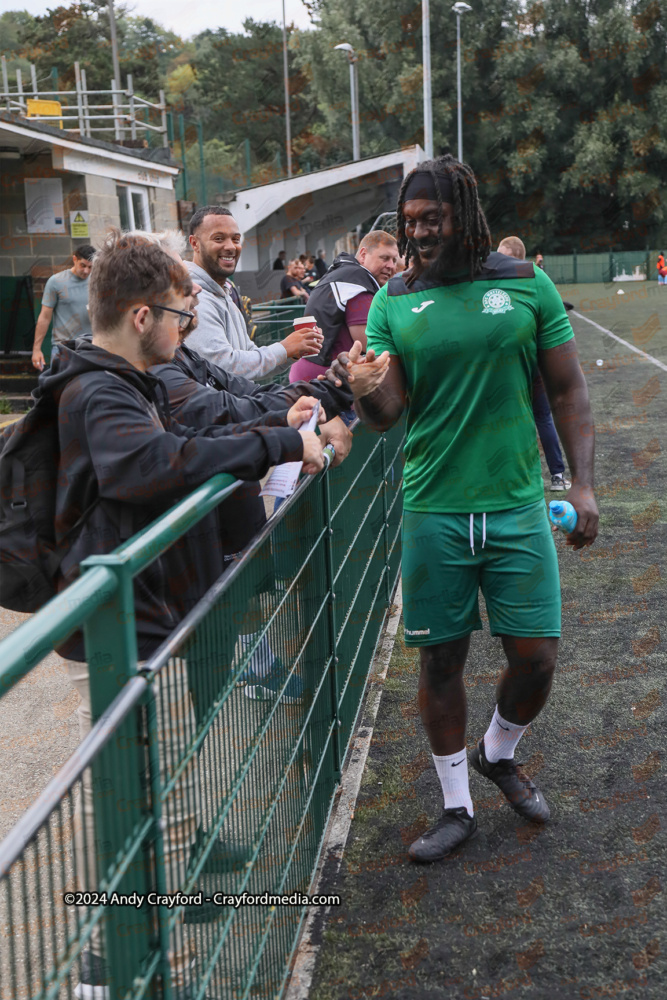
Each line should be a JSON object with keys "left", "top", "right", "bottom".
{"left": 46, "top": 230, "right": 324, "bottom": 999}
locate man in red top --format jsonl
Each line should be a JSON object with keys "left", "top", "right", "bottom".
{"left": 289, "top": 231, "right": 399, "bottom": 386}
{"left": 657, "top": 252, "right": 666, "bottom": 286}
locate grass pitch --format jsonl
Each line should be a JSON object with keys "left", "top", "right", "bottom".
{"left": 305, "top": 282, "right": 667, "bottom": 999}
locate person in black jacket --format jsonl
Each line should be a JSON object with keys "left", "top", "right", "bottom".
{"left": 289, "top": 232, "right": 399, "bottom": 382}
{"left": 147, "top": 248, "right": 354, "bottom": 707}
{"left": 313, "top": 250, "right": 328, "bottom": 280}
{"left": 55, "top": 231, "right": 324, "bottom": 999}
{"left": 110, "top": 230, "right": 352, "bottom": 709}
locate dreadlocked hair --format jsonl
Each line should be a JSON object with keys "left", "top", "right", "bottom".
{"left": 396, "top": 154, "right": 492, "bottom": 283}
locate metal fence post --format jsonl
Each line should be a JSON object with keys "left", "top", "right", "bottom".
{"left": 80, "top": 67, "right": 90, "bottom": 137}
{"left": 179, "top": 114, "right": 188, "bottom": 200}
{"left": 197, "top": 119, "right": 207, "bottom": 205}
{"left": 2, "top": 56, "right": 9, "bottom": 111}
{"left": 74, "top": 61, "right": 84, "bottom": 134}
{"left": 159, "top": 88, "right": 168, "bottom": 148}
{"left": 16, "top": 68, "right": 25, "bottom": 114}
{"left": 127, "top": 73, "right": 137, "bottom": 140}
{"left": 144, "top": 686, "right": 173, "bottom": 1000}
{"left": 80, "top": 554, "right": 157, "bottom": 1000}
{"left": 380, "top": 433, "right": 391, "bottom": 607}
{"left": 322, "top": 471, "right": 342, "bottom": 778}
{"left": 50, "top": 65, "right": 58, "bottom": 97}
{"left": 244, "top": 137, "right": 252, "bottom": 187}
{"left": 30, "top": 62, "right": 38, "bottom": 95}
{"left": 110, "top": 78, "right": 120, "bottom": 141}
{"left": 572, "top": 247, "right": 578, "bottom": 284}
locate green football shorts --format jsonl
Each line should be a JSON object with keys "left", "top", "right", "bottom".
{"left": 401, "top": 500, "right": 561, "bottom": 646}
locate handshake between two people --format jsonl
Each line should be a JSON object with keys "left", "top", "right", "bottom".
{"left": 283, "top": 340, "right": 391, "bottom": 476}
{"left": 317, "top": 340, "right": 391, "bottom": 398}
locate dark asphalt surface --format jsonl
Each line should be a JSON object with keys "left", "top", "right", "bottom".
{"left": 307, "top": 285, "right": 666, "bottom": 1000}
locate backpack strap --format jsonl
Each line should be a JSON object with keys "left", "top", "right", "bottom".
{"left": 9, "top": 457, "right": 27, "bottom": 510}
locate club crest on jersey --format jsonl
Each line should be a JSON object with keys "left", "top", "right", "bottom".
{"left": 482, "top": 289, "right": 514, "bottom": 315}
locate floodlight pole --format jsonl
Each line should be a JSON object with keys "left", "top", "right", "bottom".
{"left": 452, "top": 2, "right": 472, "bottom": 162}
{"left": 108, "top": 1, "right": 121, "bottom": 93}
{"left": 335, "top": 44, "right": 360, "bottom": 161}
{"left": 282, "top": 0, "right": 293, "bottom": 177}
{"left": 349, "top": 57, "right": 360, "bottom": 160}
{"left": 422, "top": 0, "right": 433, "bottom": 158}
{"left": 108, "top": 1, "right": 123, "bottom": 138}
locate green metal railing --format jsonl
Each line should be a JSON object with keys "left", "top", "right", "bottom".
{"left": 541, "top": 249, "right": 661, "bottom": 284}
{"left": 0, "top": 417, "right": 404, "bottom": 1000}
{"left": 250, "top": 300, "right": 306, "bottom": 386}
{"left": 250, "top": 300, "right": 305, "bottom": 349}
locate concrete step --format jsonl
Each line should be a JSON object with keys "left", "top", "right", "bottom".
{"left": 0, "top": 374, "right": 38, "bottom": 393}
{"left": 0, "top": 357, "right": 34, "bottom": 375}
{"left": 0, "top": 394, "right": 33, "bottom": 413}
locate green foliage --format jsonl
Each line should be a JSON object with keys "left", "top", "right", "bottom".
{"left": 0, "top": 11, "right": 33, "bottom": 77}
{"left": 189, "top": 19, "right": 319, "bottom": 177}
{"left": 1, "top": 0, "right": 666, "bottom": 250}
{"left": 5, "top": 1, "right": 185, "bottom": 98}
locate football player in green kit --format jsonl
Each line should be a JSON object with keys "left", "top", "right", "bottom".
{"left": 325, "top": 155, "right": 599, "bottom": 861}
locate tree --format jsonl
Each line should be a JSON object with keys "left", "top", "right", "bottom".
{"left": 0, "top": 11, "right": 35, "bottom": 79}
{"left": 191, "top": 19, "right": 319, "bottom": 177}
{"left": 11, "top": 1, "right": 184, "bottom": 99}
{"left": 294, "top": 0, "right": 666, "bottom": 250}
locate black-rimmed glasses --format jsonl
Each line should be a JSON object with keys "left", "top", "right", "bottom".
{"left": 134, "top": 304, "right": 194, "bottom": 331}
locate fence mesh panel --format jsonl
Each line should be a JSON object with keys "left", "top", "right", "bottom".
{"left": 0, "top": 418, "right": 405, "bottom": 1000}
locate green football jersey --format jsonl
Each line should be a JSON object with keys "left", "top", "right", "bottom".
{"left": 365, "top": 254, "right": 574, "bottom": 513}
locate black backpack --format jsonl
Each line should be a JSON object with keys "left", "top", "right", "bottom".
{"left": 0, "top": 386, "right": 98, "bottom": 612}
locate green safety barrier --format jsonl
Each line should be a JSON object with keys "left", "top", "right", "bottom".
{"left": 250, "top": 299, "right": 307, "bottom": 387}
{"left": 541, "top": 249, "right": 662, "bottom": 285}
{"left": 0, "top": 417, "right": 405, "bottom": 1000}
{"left": 250, "top": 299, "right": 305, "bottom": 347}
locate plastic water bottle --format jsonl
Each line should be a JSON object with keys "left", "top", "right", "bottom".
{"left": 549, "top": 500, "right": 577, "bottom": 533}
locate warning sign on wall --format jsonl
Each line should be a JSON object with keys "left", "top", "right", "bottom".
{"left": 70, "top": 210, "right": 90, "bottom": 238}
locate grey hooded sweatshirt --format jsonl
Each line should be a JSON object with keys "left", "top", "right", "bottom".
{"left": 185, "top": 262, "right": 291, "bottom": 379}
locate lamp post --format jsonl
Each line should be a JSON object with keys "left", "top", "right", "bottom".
{"left": 452, "top": 2, "right": 472, "bottom": 162}
{"left": 108, "top": 1, "right": 121, "bottom": 92}
{"left": 422, "top": 0, "right": 433, "bottom": 158}
{"left": 334, "top": 43, "right": 360, "bottom": 161}
{"left": 108, "top": 0, "right": 122, "bottom": 137}
{"left": 282, "top": 0, "right": 292, "bottom": 176}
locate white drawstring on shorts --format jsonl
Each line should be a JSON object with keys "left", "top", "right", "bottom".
{"left": 469, "top": 512, "right": 487, "bottom": 555}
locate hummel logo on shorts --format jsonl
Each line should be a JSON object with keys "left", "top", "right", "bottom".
{"left": 405, "top": 628, "right": 430, "bottom": 636}
{"left": 411, "top": 300, "right": 435, "bottom": 314}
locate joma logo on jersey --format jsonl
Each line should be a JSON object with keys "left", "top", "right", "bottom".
{"left": 482, "top": 289, "right": 514, "bottom": 315}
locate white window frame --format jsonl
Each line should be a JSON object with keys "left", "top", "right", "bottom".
{"left": 117, "top": 184, "right": 152, "bottom": 231}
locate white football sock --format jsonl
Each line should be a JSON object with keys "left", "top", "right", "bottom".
{"left": 432, "top": 749, "right": 473, "bottom": 817}
{"left": 483, "top": 705, "right": 529, "bottom": 762}
{"left": 238, "top": 632, "right": 276, "bottom": 679}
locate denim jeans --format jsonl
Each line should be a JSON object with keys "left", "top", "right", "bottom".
{"left": 532, "top": 374, "right": 565, "bottom": 477}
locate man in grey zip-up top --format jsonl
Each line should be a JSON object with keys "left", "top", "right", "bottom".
{"left": 186, "top": 206, "right": 323, "bottom": 377}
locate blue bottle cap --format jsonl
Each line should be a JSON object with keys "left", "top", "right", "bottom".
{"left": 550, "top": 502, "right": 564, "bottom": 515}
